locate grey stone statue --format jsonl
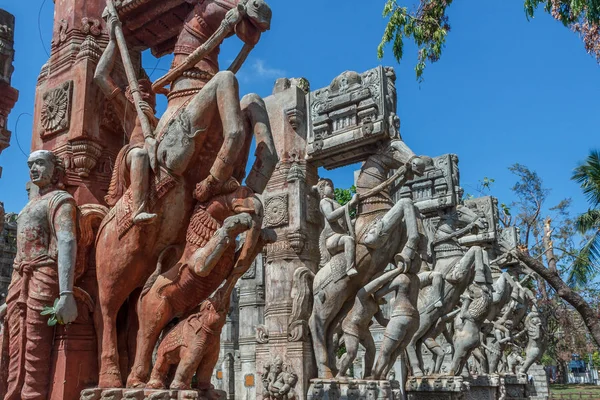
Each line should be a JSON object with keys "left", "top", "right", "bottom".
{"left": 519, "top": 310, "right": 546, "bottom": 374}
{"left": 336, "top": 266, "right": 398, "bottom": 379}
{"left": 308, "top": 139, "right": 430, "bottom": 378}
{"left": 262, "top": 356, "right": 298, "bottom": 400}
{"left": 1, "top": 150, "right": 78, "bottom": 399}
{"left": 315, "top": 178, "right": 358, "bottom": 276}
{"left": 406, "top": 204, "right": 487, "bottom": 377}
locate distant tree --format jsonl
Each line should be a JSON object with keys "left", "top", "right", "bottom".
{"left": 379, "top": 0, "right": 600, "bottom": 81}
{"left": 572, "top": 150, "right": 600, "bottom": 280}
{"left": 500, "top": 161, "right": 600, "bottom": 350}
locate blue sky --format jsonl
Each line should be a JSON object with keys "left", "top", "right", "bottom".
{"left": 0, "top": 0, "right": 598, "bottom": 221}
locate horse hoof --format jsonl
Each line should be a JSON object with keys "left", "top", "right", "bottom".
{"left": 146, "top": 380, "right": 166, "bottom": 389}
{"left": 170, "top": 381, "right": 191, "bottom": 390}
{"left": 98, "top": 373, "right": 123, "bottom": 389}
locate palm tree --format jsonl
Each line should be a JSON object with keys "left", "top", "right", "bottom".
{"left": 570, "top": 150, "right": 600, "bottom": 286}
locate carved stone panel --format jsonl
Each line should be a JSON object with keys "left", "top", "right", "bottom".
{"left": 306, "top": 66, "right": 399, "bottom": 169}
{"left": 40, "top": 80, "right": 73, "bottom": 137}
{"left": 395, "top": 154, "right": 461, "bottom": 214}
{"left": 461, "top": 196, "right": 499, "bottom": 246}
{"left": 264, "top": 193, "right": 289, "bottom": 228}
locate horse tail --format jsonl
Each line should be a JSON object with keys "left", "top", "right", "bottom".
{"left": 76, "top": 204, "right": 109, "bottom": 282}
{"left": 140, "top": 245, "right": 182, "bottom": 298}
{"left": 288, "top": 266, "right": 315, "bottom": 341}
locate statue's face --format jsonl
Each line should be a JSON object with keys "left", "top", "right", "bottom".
{"left": 27, "top": 151, "right": 55, "bottom": 189}
{"left": 322, "top": 182, "right": 334, "bottom": 199}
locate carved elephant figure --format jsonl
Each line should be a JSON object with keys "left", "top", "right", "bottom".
{"left": 146, "top": 293, "right": 228, "bottom": 391}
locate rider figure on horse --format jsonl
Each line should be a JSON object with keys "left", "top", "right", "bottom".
{"left": 315, "top": 178, "right": 359, "bottom": 277}
{"left": 95, "top": 14, "right": 158, "bottom": 225}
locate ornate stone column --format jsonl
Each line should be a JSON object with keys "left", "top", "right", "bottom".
{"left": 237, "top": 253, "right": 266, "bottom": 399}
{"left": 31, "top": 0, "right": 138, "bottom": 205}
{"left": 256, "top": 78, "right": 319, "bottom": 400}
{"left": 28, "top": 2, "right": 138, "bottom": 398}
{"left": 0, "top": 9, "right": 19, "bottom": 179}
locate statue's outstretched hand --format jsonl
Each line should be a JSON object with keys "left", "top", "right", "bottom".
{"left": 55, "top": 294, "right": 78, "bottom": 325}
{"left": 107, "top": 13, "right": 120, "bottom": 41}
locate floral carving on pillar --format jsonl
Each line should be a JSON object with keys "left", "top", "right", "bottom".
{"left": 40, "top": 80, "right": 73, "bottom": 137}
{"left": 264, "top": 194, "right": 289, "bottom": 228}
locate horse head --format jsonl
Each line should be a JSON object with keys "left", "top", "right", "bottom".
{"left": 375, "top": 139, "right": 431, "bottom": 175}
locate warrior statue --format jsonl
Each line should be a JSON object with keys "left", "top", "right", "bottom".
{"left": 0, "top": 150, "right": 78, "bottom": 400}
{"left": 519, "top": 310, "right": 546, "bottom": 374}
{"left": 336, "top": 266, "right": 397, "bottom": 379}
{"left": 315, "top": 178, "right": 359, "bottom": 276}
{"left": 406, "top": 204, "right": 488, "bottom": 376}
{"left": 94, "top": 0, "right": 277, "bottom": 387}
{"left": 94, "top": 14, "right": 158, "bottom": 224}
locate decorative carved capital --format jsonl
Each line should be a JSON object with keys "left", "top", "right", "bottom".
{"left": 70, "top": 139, "right": 104, "bottom": 178}
{"left": 286, "top": 231, "right": 306, "bottom": 254}
{"left": 284, "top": 107, "right": 305, "bottom": 132}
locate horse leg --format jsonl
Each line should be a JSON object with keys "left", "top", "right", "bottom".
{"left": 127, "top": 279, "right": 174, "bottom": 388}
{"left": 309, "top": 310, "right": 332, "bottom": 378}
{"left": 96, "top": 295, "right": 126, "bottom": 388}
{"left": 188, "top": 71, "right": 246, "bottom": 202}
{"left": 406, "top": 337, "right": 424, "bottom": 377}
{"left": 240, "top": 93, "right": 277, "bottom": 194}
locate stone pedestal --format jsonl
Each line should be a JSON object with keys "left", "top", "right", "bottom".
{"left": 80, "top": 388, "right": 227, "bottom": 400}
{"left": 406, "top": 376, "right": 468, "bottom": 400}
{"left": 307, "top": 379, "right": 396, "bottom": 400}
{"left": 466, "top": 375, "right": 501, "bottom": 400}
{"left": 527, "top": 364, "right": 549, "bottom": 400}
{"left": 501, "top": 374, "right": 528, "bottom": 400}
{"left": 256, "top": 79, "right": 318, "bottom": 400}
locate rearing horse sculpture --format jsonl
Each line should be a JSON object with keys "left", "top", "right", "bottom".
{"left": 308, "top": 139, "right": 430, "bottom": 378}
{"left": 93, "top": 0, "right": 277, "bottom": 388}
{"left": 406, "top": 205, "right": 487, "bottom": 376}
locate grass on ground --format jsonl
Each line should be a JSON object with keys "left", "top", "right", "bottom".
{"left": 551, "top": 384, "right": 600, "bottom": 394}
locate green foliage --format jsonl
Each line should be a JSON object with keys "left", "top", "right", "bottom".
{"left": 40, "top": 298, "right": 61, "bottom": 327}
{"left": 573, "top": 150, "right": 600, "bottom": 207}
{"left": 571, "top": 150, "right": 600, "bottom": 284}
{"left": 334, "top": 185, "right": 357, "bottom": 206}
{"left": 378, "top": 0, "right": 451, "bottom": 81}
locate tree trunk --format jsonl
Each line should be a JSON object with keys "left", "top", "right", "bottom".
{"left": 514, "top": 249, "right": 600, "bottom": 349}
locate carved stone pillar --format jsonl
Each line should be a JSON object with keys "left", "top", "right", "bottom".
{"left": 0, "top": 9, "right": 19, "bottom": 179}
{"left": 256, "top": 79, "right": 319, "bottom": 400}
{"left": 31, "top": 0, "right": 138, "bottom": 205}
{"left": 28, "top": 2, "right": 138, "bottom": 398}
{"left": 236, "top": 254, "right": 266, "bottom": 398}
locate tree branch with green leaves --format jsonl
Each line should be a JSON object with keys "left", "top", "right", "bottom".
{"left": 379, "top": 0, "right": 600, "bottom": 81}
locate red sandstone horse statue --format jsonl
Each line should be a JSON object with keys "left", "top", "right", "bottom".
{"left": 93, "top": 0, "right": 277, "bottom": 387}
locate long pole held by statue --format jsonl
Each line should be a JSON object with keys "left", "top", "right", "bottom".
{"left": 104, "top": 0, "right": 157, "bottom": 170}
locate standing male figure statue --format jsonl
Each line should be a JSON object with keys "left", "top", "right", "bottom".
{"left": 0, "top": 150, "right": 78, "bottom": 400}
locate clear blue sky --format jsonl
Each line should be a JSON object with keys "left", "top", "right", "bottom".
{"left": 0, "top": 0, "right": 598, "bottom": 221}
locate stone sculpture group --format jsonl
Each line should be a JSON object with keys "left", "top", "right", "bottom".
{"left": 0, "top": 1, "right": 548, "bottom": 399}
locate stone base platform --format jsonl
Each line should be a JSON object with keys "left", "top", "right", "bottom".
{"left": 406, "top": 376, "right": 468, "bottom": 400}
{"left": 307, "top": 378, "right": 398, "bottom": 400}
{"left": 80, "top": 388, "right": 227, "bottom": 400}
{"left": 502, "top": 374, "right": 529, "bottom": 400}
{"left": 466, "top": 375, "right": 501, "bottom": 400}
